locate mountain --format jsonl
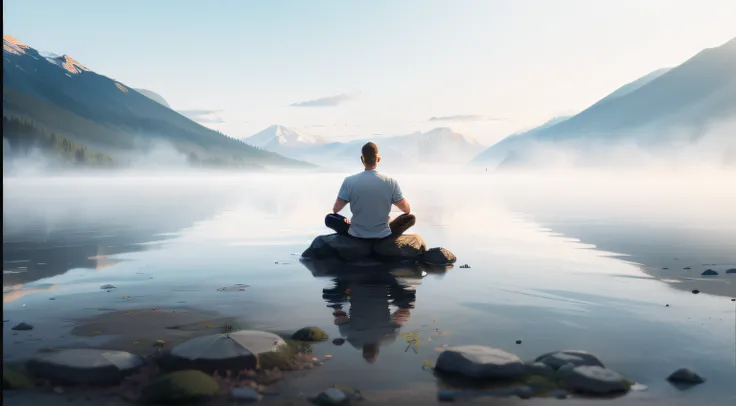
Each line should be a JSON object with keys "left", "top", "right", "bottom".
{"left": 2, "top": 35, "right": 308, "bottom": 169}
{"left": 244, "top": 125, "right": 326, "bottom": 150}
{"left": 473, "top": 37, "right": 736, "bottom": 169}
{"left": 134, "top": 88, "right": 171, "bottom": 108}
{"left": 243, "top": 125, "right": 485, "bottom": 168}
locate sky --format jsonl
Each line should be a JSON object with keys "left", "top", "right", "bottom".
{"left": 3, "top": 0, "right": 736, "bottom": 145}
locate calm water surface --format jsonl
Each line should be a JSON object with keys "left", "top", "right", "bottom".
{"left": 3, "top": 172, "right": 735, "bottom": 402}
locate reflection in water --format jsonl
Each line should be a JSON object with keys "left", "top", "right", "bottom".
{"left": 302, "top": 258, "right": 451, "bottom": 364}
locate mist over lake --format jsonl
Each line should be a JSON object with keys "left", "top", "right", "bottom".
{"left": 3, "top": 170, "right": 735, "bottom": 403}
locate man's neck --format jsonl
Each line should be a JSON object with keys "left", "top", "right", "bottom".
{"left": 364, "top": 166, "right": 377, "bottom": 171}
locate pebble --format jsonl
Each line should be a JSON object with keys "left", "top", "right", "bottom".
{"left": 100, "top": 284, "right": 116, "bottom": 290}
{"left": 231, "top": 387, "right": 260, "bottom": 402}
{"left": 332, "top": 338, "right": 345, "bottom": 346}
{"left": 11, "top": 322, "right": 33, "bottom": 331}
{"left": 666, "top": 304, "right": 670, "bottom": 307}
{"left": 313, "top": 388, "right": 347, "bottom": 405}
{"left": 515, "top": 340, "right": 522, "bottom": 344}
{"left": 548, "top": 390, "right": 568, "bottom": 399}
{"left": 692, "top": 290, "right": 700, "bottom": 294}
{"left": 459, "top": 264, "right": 471, "bottom": 269}
{"left": 514, "top": 386, "right": 534, "bottom": 399}
{"left": 701, "top": 269, "right": 718, "bottom": 276}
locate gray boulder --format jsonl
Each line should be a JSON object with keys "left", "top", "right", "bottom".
{"left": 435, "top": 345, "right": 526, "bottom": 379}
{"left": 372, "top": 234, "right": 426, "bottom": 260}
{"left": 142, "top": 370, "right": 219, "bottom": 403}
{"left": 562, "top": 366, "right": 630, "bottom": 395}
{"left": 535, "top": 350, "right": 605, "bottom": 369}
{"left": 525, "top": 362, "right": 554, "bottom": 376}
{"left": 27, "top": 349, "right": 143, "bottom": 385}
{"left": 302, "top": 234, "right": 373, "bottom": 261}
{"left": 422, "top": 247, "right": 457, "bottom": 265}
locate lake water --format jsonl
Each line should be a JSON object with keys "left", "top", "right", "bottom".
{"left": 3, "top": 171, "right": 735, "bottom": 403}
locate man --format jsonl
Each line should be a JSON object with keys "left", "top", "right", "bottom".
{"left": 325, "top": 142, "right": 415, "bottom": 238}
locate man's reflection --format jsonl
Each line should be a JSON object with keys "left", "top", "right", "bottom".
{"left": 322, "top": 269, "right": 417, "bottom": 363}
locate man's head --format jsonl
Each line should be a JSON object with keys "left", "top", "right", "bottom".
{"left": 362, "top": 342, "right": 380, "bottom": 363}
{"left": 361, "top": 142, "right": 380, "bottom": 168}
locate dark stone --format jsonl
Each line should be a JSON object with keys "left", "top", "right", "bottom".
{"left": 142, "top": 370, "right": 219, "bottom": 403}
{"left": 302, "top": 234, "right": 373, "bottom": 261}
{"left": 667, "top": 368, "right": 705, "bottom": 385}
{"left": 725, "top": 269, "right": 736, "bottom": 274}
{"left": 562, "top": 366, "right": 630, "bottom": 395}
{"left": 692, "top": 290, "right": 700, "bottom": 294}
{"left": 422, "top": 247, "right": 457, "bottom": 265}
{"left": 435, "top": 345, "right": 526, "bottom": 379}
{"left": 27, "top": 349, "right": 144, "bottom": 385}
{"left": 701, "top": 269, "right": 718, "bottom": 276}
{"left": 332, "top": 338, "right": 346, "bottom": 346}
{"left": 11, "top": 322, "right": 33, "bottom": 331}
{"left": 515, "top": 340, "right": 522, "bottom": 344}
{"left": 683, "top": 267, "right": 691, "bottom": 270}
{"left": 459, "top": 264, "right": 470, "bottom": 268}
{"left": 372, "top": 234, "right": 426, "bottom": 261}
{"left": 100, "top": 284, "right": 116, "bottom": 289}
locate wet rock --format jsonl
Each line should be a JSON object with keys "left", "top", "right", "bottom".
{"left": 514, "top": 385, "right": 535, "bottom": 399}
{"left": 311, "top": 388, "right": 349, "bottom": 405}
{"left": 701, "top": 269, "right": 718, "bottom": 276}
{"left": 27, "top": 349, "right": 143, "bottom": 385}
{"left": 11, "top": 322, "right": 33, "bottom": 331}
{"left": 231, "top": 387, "right": 261, "bottom": 402}
{"left": 372, "top": 234, "right": 426, "bottom": 261}
{"left": 667, "top": 368, "right": 705, "bottom": 385}
{"left": 421, "top": 247, "right": 457, "bottom": 265}
{"left": 332, "top": 338, "right": 346, "bottom": 346}
{"left": 525, "top": 362, "right": 554, "bottom": 376}
{"left": 536, "top": 350, "right": 605, "bottom": 370}
{"left": 302, "top": 234, "right": 373, "bottom": 261}
{"left": 725, "top": 269, "right": 736, "bottom": 274}
{"left": 3, "top": 367, "right": 34, "bottom": 389}
{"left": 548, "top": 390, "right": 568, "bottom": 399}
{"left": 459, "top": 264, "right": 471, "bottom": 269}
{"left": 292, "top": 327, "right": 329, "bottom": 342}
{"left": 515, "top": 340, "right": 522, "bottom": 344}
{"left": 557, "top": 363, "right": 576, "bottom": 376}
{"left": 562, "top": 366, "right": 630, "bottom": 395}
{"left": 142, "top": 370, "right": 218, "bottom": 403}
{"left": 692, "top": 290, "right": 700, "bottom": 294}
{"left": 435, "top": 345, "right": 526, "bottom": 379}
{"left": 164, "top": 330, "right": 285, "bottom": 373}
{"left": 100, "top": 284, "right": 116, "bottom": 289}
{"left": 683, "top": 267, "right": 691, "bottom": 270}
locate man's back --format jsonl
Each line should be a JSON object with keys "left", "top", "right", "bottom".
{"left": 338, "top": 170, "right": 403, "bottom": 239}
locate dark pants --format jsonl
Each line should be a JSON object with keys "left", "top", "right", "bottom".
{"left": 325, "top": 213, "right": 416, "bottom": 238}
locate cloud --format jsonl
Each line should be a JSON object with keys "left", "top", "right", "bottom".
{"left": 290, "top": 92, "right": 359, "bottom": 107}
{"left": 178, "top": 109, "right": 225, "bottom": 124}
{"left": 428, "top": 114, "right": 505, "bottom": 122}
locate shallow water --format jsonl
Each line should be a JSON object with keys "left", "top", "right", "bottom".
{"left": 3, "top": 172, "right": 736, "bottom": 402}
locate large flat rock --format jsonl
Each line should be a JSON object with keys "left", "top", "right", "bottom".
{"left": 302, "top": 233, "right": 373, "bottom": 261}
{"left": 372, "top": 234, "right": 426, "bottom": 260}
{"left": 27, "top": 349, "right": 144, "bottom": 385}
{"left": 435, "top": 345, "right": 526, "bottom": 380}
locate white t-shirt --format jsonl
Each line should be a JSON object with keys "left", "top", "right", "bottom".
{"left": 337, "top": 170, "right": 404, "bottom": 239}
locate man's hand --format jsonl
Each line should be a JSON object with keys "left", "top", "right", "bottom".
{"left": 344, "top": 217, "right": 351, "bottom": 224}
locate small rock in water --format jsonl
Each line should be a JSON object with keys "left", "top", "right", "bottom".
{"left": 666, "top": 304, "right": 670, "bottom": 307}
{"left": 100, "top": 284, "right": 116, "bottom": 290}
{"left": 548, "top": 390, "right": 568, "bottom": 399}
{"left": 11, "top": 322, "right": 33, "bottom": 331}
{"left": 231, "top": 387, "right": 261, "bottom": 402}
{"left": 459, "top": 264, "right": 471, "bottom": 269}
{"left": 217, "top": 284, "right": 251, "bottom": 292}
{"left": 536, "top": 350, "right": 605, "bottom": 369}
{"left": 515, "top": 340, "right": 522, "bottom": 344}
{"left": 312, "top": 388, "right": 348, "bottom": 405}
{"left": 292, "top": 327, "right": 329, "bottom": 341}
{"left": 731, "top": 299, "right": 735, "bottom": 302}
{"left": 725, "top": 269, "right": 736, "bottom": 274}
{"left": 662, "top": 267, "right": 668, "bottom": 270}
{"left": 691, "top": 290, "right": 700, "bottom": 294}
{"left": 435, "top": 345, "right": 526, "bottom": 379}
{"left": 683, "top": 267, "right": 691, "bottom": 270}
{"left": 332, "top": 338, "right": 345, "bottom": 346}
{"left": 701, "top": 269, "right": 718, "bottom": 276}
{"left": 526, "top": 362, "right": 554, "bottom": 376}
{"left": 667, "top": 368, "right": 705, "bottom": 385}
{"left": 557, "top": 363, "right": 576, "bottom": 376}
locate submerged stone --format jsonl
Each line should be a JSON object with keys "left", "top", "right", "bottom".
{"left": 435, "top": 345, "right": 526, "bottom": 379}
{"left": 667, "top": 368, "right": 705, "bottom": 385}
{"left": 27, "top": 349, "right": 143, "bottom": 385}
{"left": 562, "top": 366, "right": 630, "bottom": 395}
{"left": 292, "top": 327, "right": 329, "bottom": 342}
{"left": 142, "top": 370, "right": 218, "bottom": 403}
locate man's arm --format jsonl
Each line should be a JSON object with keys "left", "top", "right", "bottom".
{"left": 391, "top": 179, "right": 410, "bottom": 214}
{"left": 393, "top": 198, "right": 411, "bottom": 214}
{"left": 333, "top": 197, "right": 348, "bottom": 214}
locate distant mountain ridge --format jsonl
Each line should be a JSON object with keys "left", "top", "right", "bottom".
{"left": 472, "top": 36, "right": 736, "bottom": 169}
{"left": 243, "top": 125, "right": 485, "bottom": 168}
{"left": 2, "top": 35, "right": 308, "bottom": 169}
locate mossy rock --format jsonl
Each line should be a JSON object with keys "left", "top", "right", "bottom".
{"left": 142, "top": 370, "right": 219, "bottom": 404}
{"left": 3, "top": 367, "right": 35, "bottom": 389}
{"left": 258, "top": 351, "right": 298, "bottom": 371}
{"left": 292, "top": 327, "right": 328, "bottom": 342}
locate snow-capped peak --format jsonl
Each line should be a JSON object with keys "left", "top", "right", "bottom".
{"left": 245, "top": 125, "right": 325, "bottom": 148}
{"left": 3, "top": 35, "right": 29, "bottom": 55}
